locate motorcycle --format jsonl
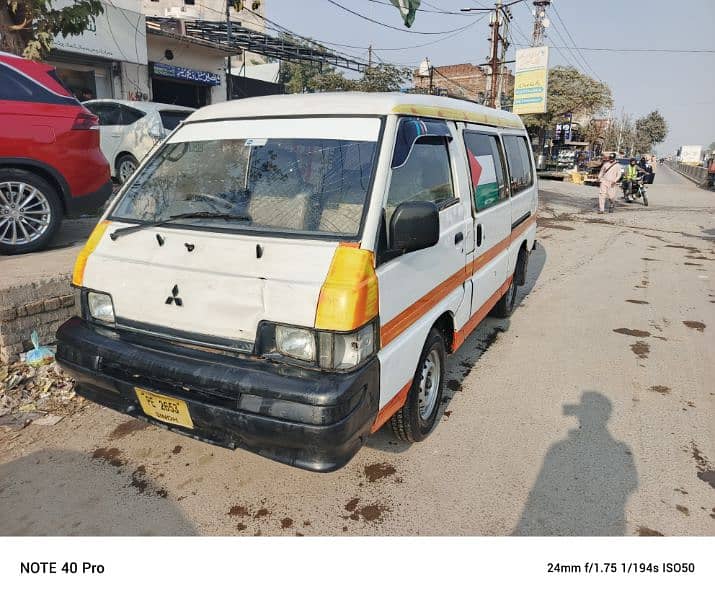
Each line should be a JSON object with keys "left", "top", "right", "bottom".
{"left": 622, "top": 176, "right": 648, "bottom": 206}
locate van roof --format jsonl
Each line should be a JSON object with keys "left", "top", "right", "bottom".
{"left": 185, "top": 92, "right": 525, "bottom": 130}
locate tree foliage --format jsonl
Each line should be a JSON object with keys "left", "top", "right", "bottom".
{"left": 279, "top": 53, "right": 410, "bottom": 94}
{"left": 0, "top": 0, "right": 103, "bottom": 60}
{"left": 634, "top": 110, "right": 668, "bottom": 154}
{"left": 522, "top": 66, "right": 612, "bottom": 129}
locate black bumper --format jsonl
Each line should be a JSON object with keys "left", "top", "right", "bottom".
{"left": 66, "top": 180, "right": 112, "bottom": 217}
{"left": 56, "top": 317, "right": 380, "bottom": 472}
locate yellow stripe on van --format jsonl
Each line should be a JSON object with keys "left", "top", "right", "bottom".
{"left": 315, "top": 245, "right": 379, "bottom": 331}
{"left": 391, "top": 103, "right": 523, "bottom": 129}
{"left": 72, "top": 220, "right": 109, "bottom": 287}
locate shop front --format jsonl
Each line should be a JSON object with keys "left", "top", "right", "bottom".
{"left": 150, "top": 62, "right": 221, "bottom": 108}
{"left": 49, "top": 0, "right": 148, "bottom": 101}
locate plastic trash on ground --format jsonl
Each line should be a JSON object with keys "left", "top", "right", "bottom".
{"left": 24, "top": 331, "right": 55, "bottom": 367}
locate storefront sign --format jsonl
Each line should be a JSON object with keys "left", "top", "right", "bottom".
{"left": 52, "top": 0, "right": 147, "bottom": 65}
{"left": 513, "top": 46, "right": 549, "bottom": 115}
{"left": 152, "top": 63, "right": 221, "bottom": 86}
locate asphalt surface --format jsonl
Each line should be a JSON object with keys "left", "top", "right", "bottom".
{"left": 1, "top": 165, "right": 713, "bottom": 536}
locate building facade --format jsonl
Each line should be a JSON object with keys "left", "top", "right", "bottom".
{"left": 413, "top": 62, "right": 515, "bottom": 108}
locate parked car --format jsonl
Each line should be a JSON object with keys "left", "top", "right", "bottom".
{"left": 83, "top": 100, "right": 195, "bottom": 183}
{"left": 0, "top": 52, "right": 111, "bottom": 254}
{"left": 57, "top": 93, "right": 537, "bottom": 472}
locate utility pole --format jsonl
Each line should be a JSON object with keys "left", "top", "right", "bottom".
{"left": 531, "top": 1, "right": 551, "bottom": 46}
{"left": 463, "top": 1, "right": 511, "bottom": 108}
{"left": 368, "top": 45, "right": 373, "bottom": 68}
{"left": 226, "top": 0, "right": 234, "bottom": 101}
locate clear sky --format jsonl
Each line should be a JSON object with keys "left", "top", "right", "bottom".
{"left": 267, "top": 0, "right": 715, "bottom": 155}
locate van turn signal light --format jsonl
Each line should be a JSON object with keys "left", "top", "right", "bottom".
{"left": 315, "top": 245, "right": 379, "bottom": 331}
{"left": 72, "top": 220, "right": 110, "bottom": 287}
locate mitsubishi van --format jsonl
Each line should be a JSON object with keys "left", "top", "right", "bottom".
{"left": 56, "top": 93, "right": 537, "bottom": 472}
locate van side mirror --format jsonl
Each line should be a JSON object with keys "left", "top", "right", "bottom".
{"left": 389, "top": 201, "right": 439, "bottom": 254}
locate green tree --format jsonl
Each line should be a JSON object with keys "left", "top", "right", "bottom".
{"left": 634, "top": 110, "right": 668, "bottom": 154}
{"left": 706, "top": 141, "right": 715, "bottom": 153}
{"left": 0, "top": 0, "right": 103, "bottom": 60}
{"left": 522, "top": 66, "right": 613, "bottom": 130}
{"left": 355, "top": 63, "right": 410, "bottom": 92}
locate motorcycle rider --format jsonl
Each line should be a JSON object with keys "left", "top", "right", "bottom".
{"left": 622, "top": 158, "right": 645, "bottom": 201}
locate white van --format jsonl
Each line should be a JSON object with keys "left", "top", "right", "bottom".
{"left": 57, "top": 93, "right": 537, "bottom": 472}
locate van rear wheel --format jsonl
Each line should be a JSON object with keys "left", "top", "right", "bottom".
{"left": 390, "top": 328, "right": 446, "bottom": 442}
{"left": 493, "top": 248, "right": 527, "bottom": 318}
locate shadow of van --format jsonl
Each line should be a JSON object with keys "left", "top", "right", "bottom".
{"left": 0, "top": 449, "right": 196, "bottom": 535}
{"left": 367, "top": 241, "right": 547, "bottom": 453}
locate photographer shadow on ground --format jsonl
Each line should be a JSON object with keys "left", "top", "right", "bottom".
{"left": 0, "top": 449, "right": 195, "bottom": 535}
{"left": 513, "top": 391, "right": 638, "bottom": 536}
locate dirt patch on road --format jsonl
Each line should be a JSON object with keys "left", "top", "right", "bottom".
{"left": 649, "top": 385, "right": 671, "bottom": 395}
{"left": 92, "top": 447, "right": 125, "bottom": 467}
{"left": 614, "top": 328, "right": 651, "bottom": 338}
{"left": 446, "top": 379, "right": 463, "bottom": 392}
{"left": 109, "top": 419, "right": 148, "bottom": 440}
{"left": 364, "top": 462, "right": 396, "bottom": 482}
{"left": 676, "top": 505, "right": 690, "bottom": 516}
{"left": 630, "top": 341, "right": 650, "bottom": 359}
{"left": 626, "top": 299, "right": 649, "bottom": 305}
{"left": 636, "top": 526, "right": 664, "bottom": 536}
{"left": 682, "top": 321, "right": 705, "bottom": 332}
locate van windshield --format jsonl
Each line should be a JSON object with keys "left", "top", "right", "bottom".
{"left": 111, "top": 120, "right": 380, "bottom": 238}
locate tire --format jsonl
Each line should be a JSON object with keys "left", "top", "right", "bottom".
{"left": 116, "top": 155, "right": 139, "bottom": 184}
{"left": 390, "top": 328, "right": 446, "bottom": 442}
{"left": 493, "top": 248, "right": 527, "bottom": 318}
{"left": 642, "top": 188, "right": 648, "bottom": 206}
{"left": 0, "top": 168, "right": 62, "bottom": 255}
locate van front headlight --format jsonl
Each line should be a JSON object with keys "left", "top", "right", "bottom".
{"left": 265, "top": 322, "right": 378, "bottom": 371}
{"left": 87, "top": 291, "right": 115, "bottom": 324}
{"left": 275, "top": 325, "right": 316, "bottom": 362}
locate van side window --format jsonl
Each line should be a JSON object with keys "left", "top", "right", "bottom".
{"left": 386, "top": 137, "right": 454, "bottom": 209}
{"left": 503, "top": 135, "right": 534, "bottom": 194}
{"left": 463, "top": 131, "right": 509, "bottom": 211}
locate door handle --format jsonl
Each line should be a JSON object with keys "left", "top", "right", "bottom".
{"left": 111, "top": 133, "right": 121, "bottom": 138}
{"left": 454, "top": 232, "right": 464, "bottom": 245}
{"left": 476, "top": 224, "right": 483, "bottom": 247}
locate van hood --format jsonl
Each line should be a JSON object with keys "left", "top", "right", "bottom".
{"left": 82, "top": 224, "right": 337, "bottom": 346}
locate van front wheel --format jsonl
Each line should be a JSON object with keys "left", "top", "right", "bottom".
{"left": 390, "top": 328, "right": 446, "bottom": 442}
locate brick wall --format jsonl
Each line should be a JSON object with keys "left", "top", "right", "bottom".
{"left": 413, "top": 63, "right": 514, "bottom": 104}
{"left": 0, "top": 276, "right": 79, "bottom": 364}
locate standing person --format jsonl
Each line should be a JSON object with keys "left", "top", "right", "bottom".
{"left": 598, "top": 153, "right": 621, "bottom": 213}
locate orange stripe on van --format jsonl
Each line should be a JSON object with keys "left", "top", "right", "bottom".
{"left": 371, "top": 379, "right": 412, "bottom": 433}
{"left": 379, "top": 213, "right": 536, "bottom": 347}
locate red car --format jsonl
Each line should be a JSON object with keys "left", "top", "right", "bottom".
{"left": 0, "top": 51, "right": 111, "bottom": 254}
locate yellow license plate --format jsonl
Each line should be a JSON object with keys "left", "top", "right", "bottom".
{"left": 135, "top": 388, "right": 194, "bottom": 429}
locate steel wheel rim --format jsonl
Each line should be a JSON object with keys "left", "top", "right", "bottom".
{"left": 418, "top": 348, "right": 441, "bottom": 420}
{"left": 119, "top": 160, "right": 136, "bottom": 183}
{"left": 0, "top": 181, "right": 52, "bottom": 246}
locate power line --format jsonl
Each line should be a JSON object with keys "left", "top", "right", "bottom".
{"left": 549, "top": 1, "right": 601, "bottom": 80}
{"left": 364, "top": 0, "right": 475, "bottom": 16}
{"left": 514, "top": 44, "right": 715, "bottom": 53}
{"left": 325, "top": 0, "right": 484, "bottom": 35}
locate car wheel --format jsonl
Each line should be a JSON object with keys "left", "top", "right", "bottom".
{"left": 493, "top": 248, "right": 527, "bottom": 318}
{"left": 116, "top": 155, "right": 138, "bottom": 184}
{"left": 390, "top": 328, "right": 446, "bottom": 442}
{"left": 0, "top": 169, "right": 62, "bottom": 255}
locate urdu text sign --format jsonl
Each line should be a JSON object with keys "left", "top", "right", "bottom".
{"left": 513, "top": 47, "right": 549, "bottom": 115}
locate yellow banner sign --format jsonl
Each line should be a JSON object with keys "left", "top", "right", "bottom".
{"left": 513, "top": 47, "right": 549, "bottom": 115}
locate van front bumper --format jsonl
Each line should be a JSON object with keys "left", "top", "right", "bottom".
{"left": 56, "top": 317, "right": 379, "bottom": 472}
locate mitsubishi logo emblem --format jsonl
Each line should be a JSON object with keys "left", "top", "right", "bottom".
{"left": 165, "top": 284, "right": 183, "bottom": 306}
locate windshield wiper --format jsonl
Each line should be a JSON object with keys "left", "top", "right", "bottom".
{"left": 109, "top": 211, "right": 251, "bottom": 241}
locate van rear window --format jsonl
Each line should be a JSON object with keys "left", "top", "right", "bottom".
{"left": 111, "top": 135, "right": 378, "bottom": 238}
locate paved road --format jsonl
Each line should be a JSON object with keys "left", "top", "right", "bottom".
{"left": 1, "top": 165, "right": 713, "bottom": 536}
